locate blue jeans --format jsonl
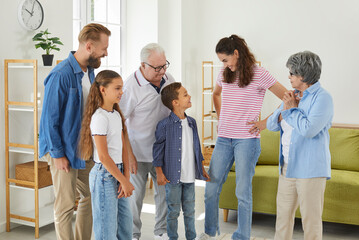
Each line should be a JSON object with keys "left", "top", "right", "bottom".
{"left": 165, "top": 182, "right": 196, "bottom": 240}
{"left": 204, "top": 137, "right": 261, "bottom": 240}
{"left": 89, "top": 162, "right": 132, "bottom": 240}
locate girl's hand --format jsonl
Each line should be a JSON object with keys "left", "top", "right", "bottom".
{"left": 117, "top": 179, "right": 135, "bottom": 198}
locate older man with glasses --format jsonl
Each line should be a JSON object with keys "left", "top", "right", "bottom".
{"left": 120, "top": 43, "right": 175, "bottom": 240}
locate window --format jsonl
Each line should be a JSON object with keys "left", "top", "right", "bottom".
{"left": 73, "top": 0, "right": 125, "bottom": 75}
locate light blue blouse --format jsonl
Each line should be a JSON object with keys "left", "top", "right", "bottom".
{"left": 267, "top": 82, "right": 334, "bottom": 179}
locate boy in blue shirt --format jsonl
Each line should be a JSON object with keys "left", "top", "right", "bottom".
{"left": 153, "top": 82, "right": 210, "bottom": 240}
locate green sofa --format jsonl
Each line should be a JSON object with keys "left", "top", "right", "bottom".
{"left": 218, "top": 125, "right": 359, "bottom": 225}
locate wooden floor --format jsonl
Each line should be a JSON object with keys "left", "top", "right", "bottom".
{"left": 1, "top": 180, "right": 359, "bottom": 239}
{"left": 219, "top": 235, "right": 270, "bottom": 240}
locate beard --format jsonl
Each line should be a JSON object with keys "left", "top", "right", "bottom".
{"left": 88, "top": 54, "right": 102, "bottom": 69}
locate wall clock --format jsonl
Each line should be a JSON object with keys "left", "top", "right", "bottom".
{"left": 18, "top": 0, "right": 44, "bottom": 31}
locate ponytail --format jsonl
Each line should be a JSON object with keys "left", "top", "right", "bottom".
{"left": 215, "top": 34, "right": 256, "bottom": 87}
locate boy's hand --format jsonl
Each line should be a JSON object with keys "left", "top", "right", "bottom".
{"left": 157, "top": 172, "right": 170, "bottom": 185}
{"left": 203, "top": 169, "right": 211, "bottom": 182}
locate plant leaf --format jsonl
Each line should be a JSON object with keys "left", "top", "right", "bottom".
{"left": 32, "top": 33, "right": 43, "bottom": 40}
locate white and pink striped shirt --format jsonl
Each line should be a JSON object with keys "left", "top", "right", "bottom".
{"left": 217, "top": 65, "right": 276, "bottom": 139}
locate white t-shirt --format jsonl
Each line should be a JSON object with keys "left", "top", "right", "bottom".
{"left": 180, "top": 118, "right": 196, "bottom": 183}
{"left": 90, "top": 108, "right": 123, "bottom": 164}
{"left": 82, "top": 71, "right": 91, "bottom": 114}
{"left": 119, "top": 69, "right": 175, "bottom": 163}
{"left": 280, "top": 119, "right": 293, "bottom": 164}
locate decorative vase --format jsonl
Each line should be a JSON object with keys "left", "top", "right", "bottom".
{"left": 42, "top": 54, "right": 54, "bottom": 66}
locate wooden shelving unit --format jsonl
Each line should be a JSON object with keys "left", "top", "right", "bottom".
{"left": 201, "top": 61, "right": 218, "bottom": 166}
{"left": 4, "top": 59, "right": 53, "bottom": 239}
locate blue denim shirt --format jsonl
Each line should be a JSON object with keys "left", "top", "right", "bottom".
{"left": 39, "top": 52, "right": 95, "bottom": 169}
{"left": 153, "top": 112, "right": 207, "bottom": 184}
{"left": 267, "top": 82, "right": 333, "bottom": 179}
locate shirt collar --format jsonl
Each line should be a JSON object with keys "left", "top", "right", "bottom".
{"left": 294, "top": 82, "right": 321, "bottom": 96}
{"left": 305, "top": 81, "right": 321, "bottom": 94}
{"left": 134, "top": 68, "right": 168, "bottom": 87}
{"left": 169, "top": 112, "right": 194, "bottom": 126}
{"left": 134, "top": 68, "right": 150, "bottom": 86}
{"left": 69, "top": 51, "right": 94, "bottom": 76}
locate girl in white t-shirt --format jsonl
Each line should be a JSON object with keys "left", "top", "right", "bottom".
{"left": 79, "top": 70, "right": 134, "bottom": 240}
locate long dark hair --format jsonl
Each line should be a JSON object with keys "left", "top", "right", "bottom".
{"left": 78, "top": 70, "right": 127, "bottom": 160}
{"left": 215, "top": 34, "right": 256, "bottom": 87}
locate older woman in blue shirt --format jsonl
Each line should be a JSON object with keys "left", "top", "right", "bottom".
{"left": 267, "top": 51, "right": 333, "bottom": 240}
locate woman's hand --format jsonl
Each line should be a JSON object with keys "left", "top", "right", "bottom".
{"left": 283, "top": 90, "right": 300, "bottom": 110}
{"left": 248, "top": 118, "right": 267, "bottom": 136}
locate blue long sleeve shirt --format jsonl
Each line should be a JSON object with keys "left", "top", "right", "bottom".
{"left": 153, "top": 112, "right": 207, "bottom": 184}
{"left": 39, "top": 52, "right": 95, "bottom": 169}
{"left": 266, "top": 82, "right": 333, "bottom": 179}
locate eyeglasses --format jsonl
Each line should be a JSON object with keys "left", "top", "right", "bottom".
{"left": 144, "top": 60, "right": 170, "bottom": 72}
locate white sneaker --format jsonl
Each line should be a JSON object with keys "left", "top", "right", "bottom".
{"left": 197, "top": 233, "right": 216, "bottom": 240}
{"left": 154, "top": 232, "right": 169, "bottom": 240}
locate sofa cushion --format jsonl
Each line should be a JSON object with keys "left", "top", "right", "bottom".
{"left": 323, "top": 169, "right": 359, "bottom": 225}
{"left": 329, "top": 128, "right": 359, "bottom": 171}
{"left": 257, "top": 129, "right": 280, "bottom": 165}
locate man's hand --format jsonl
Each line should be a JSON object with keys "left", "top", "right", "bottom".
{"left": 129, "top": 154, "right": 138, "bottom": 174}
{"left": 54, "top": 157, "right": 70, "bottom": 173}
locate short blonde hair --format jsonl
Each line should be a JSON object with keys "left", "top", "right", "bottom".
{"left": 78, "top": 23, "right": 111, "bottom": 43}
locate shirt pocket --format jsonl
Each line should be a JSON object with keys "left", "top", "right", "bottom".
{"left": 65, "top": 88, "right": 80, "bottom": 115}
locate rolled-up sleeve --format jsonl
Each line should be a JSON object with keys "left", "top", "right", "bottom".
{"left": 267, "top": 104, "right": 283, "bottom": 132}
{"left": 152, "top": 122, "right": 166, "bottom": 167}
{"left": 282, "top": 92, "right": 333, "bottom": 138}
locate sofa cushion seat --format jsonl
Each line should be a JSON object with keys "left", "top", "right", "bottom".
{"left": 219, "top": 165, "right": 279, "bottom": 214}
{"left": 323, "top": 169, "right": 359, "bottom": 224}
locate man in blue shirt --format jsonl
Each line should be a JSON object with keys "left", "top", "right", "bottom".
{"left": 39, "top": 23, "right": 111, "bottom": 240}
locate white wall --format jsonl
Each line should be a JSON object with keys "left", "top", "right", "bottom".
{"left": 177, "top": 0, "right": 359, "bottom": 124}
{"left": 158, "top": 0, "right": 182, "bottom": 82}
{"left": 0, "top": 0, "right": 73, "bottom": 232}
{"left": 124, "top": 0, "right": 158, "bottom": 78}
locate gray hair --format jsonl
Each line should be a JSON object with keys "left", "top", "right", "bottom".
{"left": 140, "top": 43, "right": 165, "bottom": 62}
{"left": 286, "top": 51, "right": 322, "bottom": 85}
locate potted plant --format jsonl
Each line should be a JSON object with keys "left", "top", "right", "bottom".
{"left": 32, "top": 29, "right": 63, "bottom": 66}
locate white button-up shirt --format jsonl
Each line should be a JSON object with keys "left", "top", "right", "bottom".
{"left": 120, "top": 69, "right": 175, "bottom": 163}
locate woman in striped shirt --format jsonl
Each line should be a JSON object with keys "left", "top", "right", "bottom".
{"left": 199, "top": 35, "right": 286, "bottom": 240}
